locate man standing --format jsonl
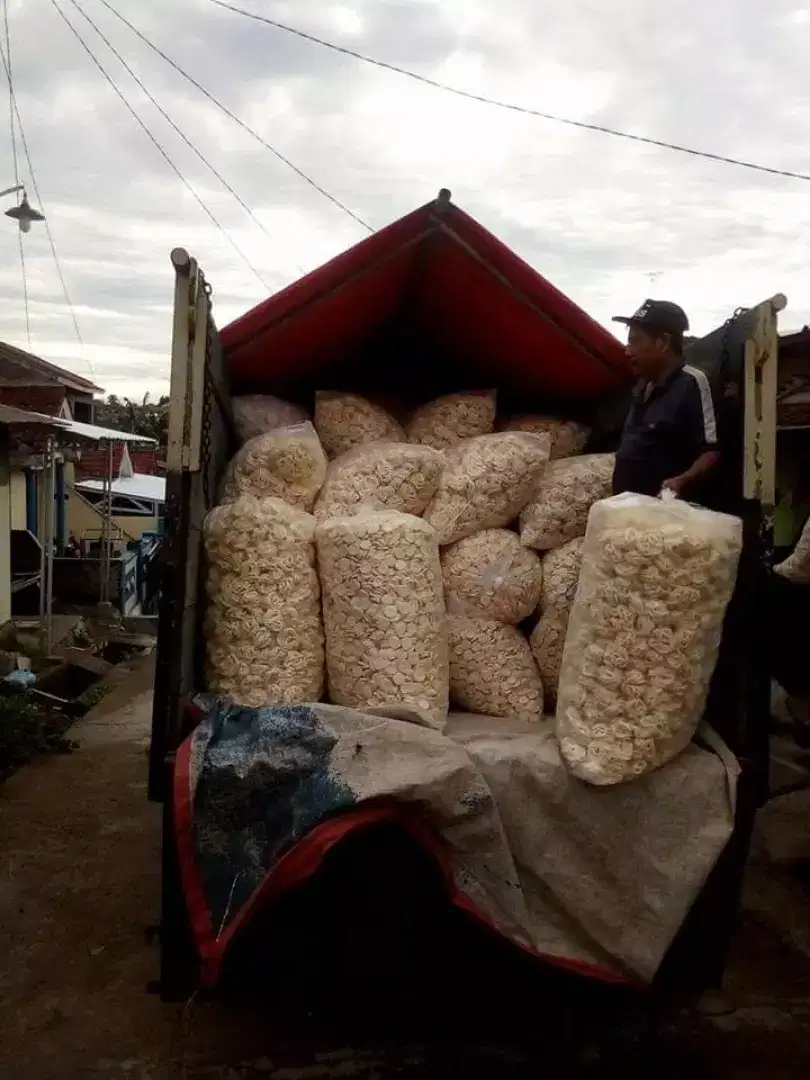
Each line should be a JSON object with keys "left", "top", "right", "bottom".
{"left": 611, "top": 300, "right": 721, "bottom": 504}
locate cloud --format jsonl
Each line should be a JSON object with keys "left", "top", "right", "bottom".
{"left": 0, "top": 0, "right": 809, "bottom": 399}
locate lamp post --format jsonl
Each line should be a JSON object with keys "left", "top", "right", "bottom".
{"left": 1, "top": 182, "right": 45, "bottom": 232}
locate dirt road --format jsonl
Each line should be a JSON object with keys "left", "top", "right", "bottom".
{"left": 0, "top": 662, "right": 808, "bottom": 1078}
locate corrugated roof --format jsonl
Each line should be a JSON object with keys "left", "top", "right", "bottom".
{"left": 0, "top": 340, "right": 103, "bottom": 394}
{"left": 76, "top": 473, "right": 166, "bottom": 504}
{"left": 61, "top": 417, "right": 156, "bottom": 444}
{"left": 0, "top": 402, "right": 65, "bottom": 428}
{"left": 0, "top": 403, "right": 156, "bottom": 444}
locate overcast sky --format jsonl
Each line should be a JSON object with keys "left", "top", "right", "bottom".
{"left": 1, "top": 0, "right": 809, "bottom": 399}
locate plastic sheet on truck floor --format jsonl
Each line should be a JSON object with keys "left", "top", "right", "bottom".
{"left": 174, "top": 699, "right": 738, "bottom": 989}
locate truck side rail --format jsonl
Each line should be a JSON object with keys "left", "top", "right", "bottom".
{"left": 149, "top": 250, "right": 233, "bottom": 803}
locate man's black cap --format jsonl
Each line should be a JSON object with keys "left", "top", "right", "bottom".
{"left": 612, "top": 299, "right": 690, "bottom": 334}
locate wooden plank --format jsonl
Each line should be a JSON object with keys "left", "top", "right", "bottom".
{"left": 166, "top": 249, "right": 196, "bottom": 473}
{"left": 186, "top": 276, "right": 209, "bottom": 473}
{"left": 150, "top": 252, "right": 218, "bottom": 799}
{"left": 743, "top": 294, "right": 785, "bottom": 508}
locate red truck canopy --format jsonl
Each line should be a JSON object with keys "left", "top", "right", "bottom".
{"left": 222, "top": 194, "right": 629, "bottom": 400}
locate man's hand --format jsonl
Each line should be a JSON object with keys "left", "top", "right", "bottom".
{"left": 663, "top": 451, "right": 721, "bottom": 500}
{"left": 662, "top": 475, "right": 687, "bottom": 497}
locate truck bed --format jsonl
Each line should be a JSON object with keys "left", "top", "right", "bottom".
{"left": 149, "top": 193, "right": 777, "bottom": 1003}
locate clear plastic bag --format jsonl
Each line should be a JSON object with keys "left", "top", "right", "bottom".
{"left": 520, "top": 453, "right": 615, "bottom": 551}
{"left": 314, "top": 391, "right": 405, "bottom": 458}
{"left": 499, "top": 415, "right": 590, "bottom": 459}
{"left": 774, "top": 516, "right": 810, "bottom": 583}
{"left": 441, "top": 528, "right": 543, "bottom": 624}
{"left": 540, "top": 538, "right": 584, "bottom": 613}
{"left": 316, "top": 508, "right": 449, "bottom": 729}
{"left": 424, "top": 431, "right": 552, "bottom": 545}
{"left": 529, "top": 539, "right": 583, "bottom": 707}
{"left": 314, "top": 441, "right": 445, "bottom": 521}
{"left": 203, "top": 496, "right": 324, "bottom": 707}
{"left": 555, "top": 493, "right": 743, "bottom": 786}
{"left": 407, "top": 390, "right": 497, "bottom": 450}
{"left": 529, "top": 609, "right": 569, "bottom": 703}
{"left": 447, "top": 613, "right": 545, "bottom": 724}
{"left": 218, "top": 421, "right": 327, "bottom": 511}
{"left": 231, "top": 394, "right": 309, "bottom": 444}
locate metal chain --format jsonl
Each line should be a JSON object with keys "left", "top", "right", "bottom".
{"left": 200, "top": 276, "right": 215, "bottom": 509}
{"left": 718, "top": 305, "right": 748, "bottom": 390}
{"left": 201, "top": 357, "right": 214, "bottom": 510}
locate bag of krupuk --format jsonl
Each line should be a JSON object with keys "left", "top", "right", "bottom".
{"left": 555, "top": 492, "right": 742, "bottom": 786}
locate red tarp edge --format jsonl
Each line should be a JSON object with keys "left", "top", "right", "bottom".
{"left": 173, "top": 723, "right": 638, "bottom": 991}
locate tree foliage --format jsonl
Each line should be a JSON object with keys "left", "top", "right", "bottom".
{"left": 96, "top": 392, "right": 169, "bottom": 445}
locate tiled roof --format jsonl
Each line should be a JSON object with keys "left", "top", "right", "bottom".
{"left": 0, "top": 385, "right": 67, "bottom": 416}
{"left": 0, "top": 340, "right": 103, "bottom": 394}
{"left": 780, "top": 327, "right": 810, "bottom": 361}
{"left": 74, "top": 445, "right": 163, "bottom": 480}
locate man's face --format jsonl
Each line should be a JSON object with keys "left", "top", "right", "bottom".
{"left": 625, "top": 325, "right": 671, "bottom": 380}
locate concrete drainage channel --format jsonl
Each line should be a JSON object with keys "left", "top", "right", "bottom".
{"left": 0, "top": 610, "right": 157, "bottom": 781}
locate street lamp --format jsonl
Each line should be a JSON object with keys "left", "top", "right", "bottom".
{"left": 1, "top": 183, "right": 45, "bottom": 233}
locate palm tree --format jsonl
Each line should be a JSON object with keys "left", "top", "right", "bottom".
{"left": 96, "top": 392, "right": 169, "bottom": 445}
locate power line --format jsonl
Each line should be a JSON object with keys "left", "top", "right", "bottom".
{"left": 211, "top": 0, "right": 810, "bottom": 185}
{"left": 3, "top": 0, "right": 30, "bottom": 344}
{"left": 17, "top": 232, "right": 30, "bottom": 342}
{"left": 68, "top": 0, "right": 305, "bottom": 275}
{"left": 94, "top": 0, "right": 373, "bottom": 231}
{"left": 3, "top": 0, "right": 17, "bottom": 188}
{"left": 49, "top": 0, "right": 272, "bottom": 290}
{"left": 0, "top": 39, "right": 86, "bottom": 354}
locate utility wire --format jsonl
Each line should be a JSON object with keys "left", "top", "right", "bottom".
{"left": 0, "top": 39, "right": 86, "bottom": 353}
{"left": 50, "top": 0, "right": 272, "bottom": 290}
{"left": 3, "top": 0, "right": 30, "bottom": 344}
{"left": 3, "top": 0, "right": 17, "bottom": 189}
{"left": 68, "top": 0, "right": 305, "bottom": 275}
{"left": 94, "top": 0, "right": 373, "bottom": 231}
{"left": 17, "top": 232, "right": 30, "bottom": 342}
{"left": 211, "top": 0, "right": 810, "bottom": 185}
